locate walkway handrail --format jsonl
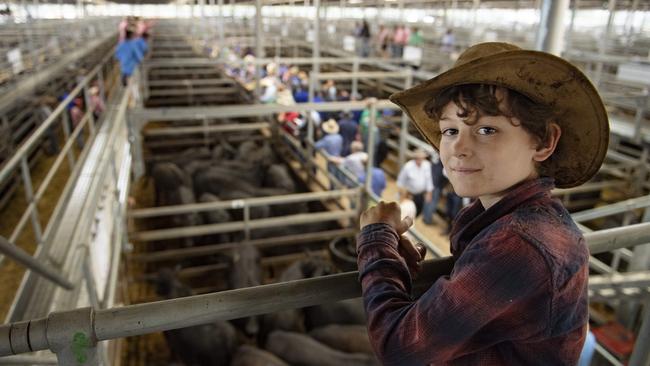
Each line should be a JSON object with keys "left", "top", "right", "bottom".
{"left": 0, "top": 43, "right": 118, "bottom": 276}
{"left": 0, "top": 236, "right": 73, "bottom": 290}
{"left": 0, "top": 46, "right": 114, "bottom": 184}
{"left": 1, "top": 221, "right": 649, "bottom": 361}
{"left": 130, "top": 189, "right": 359, "bottom": 219}
{"left": 572, "top": 194, "right": 650, "bottom": 223}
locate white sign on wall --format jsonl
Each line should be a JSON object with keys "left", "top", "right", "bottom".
{"left": 7, "top": 48, "right": 23, "bottom": 74}
{"left": 343, "top": 36, "right": 356, "bottom": 52}
{"left": 403, "top": 46, "right": 423, "bottom": 66}
{"left": 281, "top": 25, "right": 289, "bottom": 37}
{"left": 306, "top": 30, "right": 314, "bottom": 42}
{"left": 327, "top": 24, "right": 336, "bottom": 34}
{"left": 617, "top": 62, "right": 650, "bottom": 86}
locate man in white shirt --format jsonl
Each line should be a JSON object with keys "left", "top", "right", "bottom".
{"left": 397, "top": 148, "right": 433, "bottom": 216}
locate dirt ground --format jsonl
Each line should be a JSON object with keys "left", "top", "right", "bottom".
{"left": 0, "top": 146, "right": 77, "bottom": 320}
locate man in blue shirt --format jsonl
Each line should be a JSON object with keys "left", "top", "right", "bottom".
{"left": 315, "top": 119, "right": 343, "bottom": 189}
{"left": 115, "top": 30, "right": 143, "bottom": 86}
{"left": 314, "top": 119, "right": 343, "bottom": 157}
{"left": 359, "top": 165, "right": 387, "bottom": 197}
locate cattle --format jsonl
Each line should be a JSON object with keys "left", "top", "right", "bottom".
{"left": 309, "top": 325, "right": 374, "bottom": 355}
{"left": 151, "top": 162, "right": 187, "bottom": 206}
{"left": 231, "top": 344, "right": 289, "bottom": 366}
{"left": 266, "top": 330, "right": 379, "bottom": 366}
{"left": 228, "top": 242, "right": 262, "bottom": 337}
{"left": 305, "top": 298, "right": 367, "bottom": 330}
{"left": 154, "top": 268, "right": 239, "bottom": 366}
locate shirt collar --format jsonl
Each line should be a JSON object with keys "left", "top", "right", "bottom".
{"left": 449, "top": 177, "right": 555, "bottom": 257}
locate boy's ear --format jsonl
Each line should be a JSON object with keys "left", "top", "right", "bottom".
{"left": 533, "top": 122, "right": 561, "bottom": 163}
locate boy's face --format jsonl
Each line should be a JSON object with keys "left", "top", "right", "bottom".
{"left": 438, "top": 100, "right": 541, "bottom": 209}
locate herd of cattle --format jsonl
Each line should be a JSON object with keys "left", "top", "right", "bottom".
{"left": 143, "top": 137, "right": 375, "bottom": 365}
{"left": 148, "top": 137, "right": 329, "bottom": 247}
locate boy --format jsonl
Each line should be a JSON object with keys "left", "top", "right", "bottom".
{"left": 356, "top": 42, "right": 609, "bottom": 365}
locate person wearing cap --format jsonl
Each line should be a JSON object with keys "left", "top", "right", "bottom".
{"left": 356, "top": 42, "right": 609, "bottom": 365}
{"left": 396, "top": 148, "right": 433, "bottom": 217}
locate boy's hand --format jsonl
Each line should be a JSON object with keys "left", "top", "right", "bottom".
{"left": 360, "top": 201, "right": 425, "bottom": 278}
{"left": 399, "top": 236, "right": 427, "bottom": 279}
{"left": 360, "top": 201, "right": 411, "bottom": 233}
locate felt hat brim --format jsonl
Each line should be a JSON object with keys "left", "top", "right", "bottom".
{"left": 322, "top": 119, "right": 340, "bottom": 134}
{"left": 389, "top": 43, "right": 609, "bottom": 188}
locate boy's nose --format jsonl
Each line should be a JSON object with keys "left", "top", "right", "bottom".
{"left": 452, "top": 131, "right": 472, "bottom": 158}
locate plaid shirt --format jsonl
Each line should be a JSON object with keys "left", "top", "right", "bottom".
{"left": 357, "top": 178, "right": 589, "bottom": 365}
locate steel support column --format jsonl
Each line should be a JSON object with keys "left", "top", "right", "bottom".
{"left": 629, "top": 301, "right": 650, "bottom": 366}
{"left": 566, "top": 0, "right": 579, "bottom": 51}
{"left": 254, "top": 0, "right": 263, "bottom": 98}
{"left": 535, "top": 0, "right": 570, "bottom": 55}
{"left": 398, "top": 69, "right": 413, "bottom": 168}
{"left": 218, "top": 0, "right": 224, "bottom": 46}
{"left": 365, "top": 99, "right": 377, "bottom": 197}
{"left": 311, "top": 0, "right": 321, "bottom": 104}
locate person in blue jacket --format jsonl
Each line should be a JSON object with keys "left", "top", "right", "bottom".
{"left": 115, "top": 29, "right": 143, "bottom": 86}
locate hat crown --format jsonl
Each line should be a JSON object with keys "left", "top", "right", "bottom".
{"left": 454, "top": 42, "right": 522, "bottom": 68}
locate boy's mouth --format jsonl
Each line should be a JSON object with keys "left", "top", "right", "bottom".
{"left": 452, "top": 167, "right": 481, "bottom": 174}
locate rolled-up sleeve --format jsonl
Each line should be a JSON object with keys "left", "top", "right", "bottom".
{"left": 357, "top": 224, "right": 551, "bottom": 365}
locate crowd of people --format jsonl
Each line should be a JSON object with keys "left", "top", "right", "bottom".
{"left": 218, "top": 45, "right": 464, "bottom": 231}
{"left": 353, "top": 23, "right": 453, "bottom": 59}
{"left": 36, "top": 76, "right": 106, "bottom": 156}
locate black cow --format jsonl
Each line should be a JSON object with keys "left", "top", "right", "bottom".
{"left": 231, "top": 344, "right": 289, "bottom": 366}
{"left": 228, "top": 242, "right": 262, "bottom": 337}
{"left": 154, "top": 268, "right": 239, "bottom": 366}
{"left": 266, "top": 330, "right": 379, "bottom": 366}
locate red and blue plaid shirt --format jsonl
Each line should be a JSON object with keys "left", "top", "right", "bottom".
{"left": 357, "top": 178, "right": 589, "bottom": 365}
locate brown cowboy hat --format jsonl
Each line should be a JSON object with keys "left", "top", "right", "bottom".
{"left": 389, "top": 42, "right": 609, "bottom": 188}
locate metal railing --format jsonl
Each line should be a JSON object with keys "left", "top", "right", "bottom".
{"left": 1, "top": 220, "right": 649, "bottom": 363}
{"left": 0, "top": 18, "right": 117, "bottom": 97}
{"left": 0, "top": 46, "right": 116, "bottom": 273}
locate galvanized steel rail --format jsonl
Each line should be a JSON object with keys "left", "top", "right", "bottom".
{"left": 1, "top": 222, "right": 649, "bottom": 362}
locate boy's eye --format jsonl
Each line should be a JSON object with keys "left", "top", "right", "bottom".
{"left": 477, "top": 127, "right": 497, "bottom": 135}
{"left": 441, "top": 128, "right": 458, "bottom": 136}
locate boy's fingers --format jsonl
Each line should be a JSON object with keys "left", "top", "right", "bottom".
{"left": 399, "top": 235, "right": 422, "bottom": 261}
{"left": 395, "top": 216, "right": 413, "bottom": 234}
{"left": 415, "top": 242, "right": 427, "bottom": 259}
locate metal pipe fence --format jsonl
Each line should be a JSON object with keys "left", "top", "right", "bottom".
{"left": 0, "top": 45, "right": 118, "bottom": 279}
{"left": 1, "top": 221, "right": 649, "bottom": 362}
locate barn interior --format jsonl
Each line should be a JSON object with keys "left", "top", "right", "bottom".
{"left": 0, "top": 0, "right": 650, "bottom": 365}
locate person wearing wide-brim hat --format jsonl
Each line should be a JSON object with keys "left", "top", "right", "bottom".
{"left": 315, "top": 118, "right": 344, "bottom": 189}
{"left": 315, "top": 119, "right": 343, "bottom": 157}
{"left": 356, "top": 42, "right": 608, "bottom": 365}
{"left": 321, "top": 118, "right": 340, "bottom": 135}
